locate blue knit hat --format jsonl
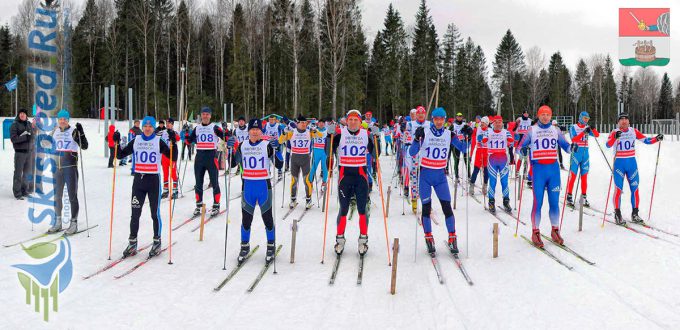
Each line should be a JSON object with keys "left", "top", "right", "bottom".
{"left": 142, "top": 116, "right": 156, "bottom": 128}
{"left": 578, "top": 111, "right": 589, "bottom": 124}
{"left": 431, "top": 107, "right": 446, "bottom": 119}
{"left": 201, "top": 106, "right": 212, "bottom": 114}
{"left": 57, "top": 109, "right": 70, "bottom": 120}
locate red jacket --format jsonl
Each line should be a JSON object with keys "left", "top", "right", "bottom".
{"left": 107, "top": 125, "right": 116, "bottom": 147}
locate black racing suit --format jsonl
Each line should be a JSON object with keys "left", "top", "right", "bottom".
{"left": 188, "top": 123, "right": 225, "bottom": 208}
{"left": 55, "top": 127, "right": 89, "bottom": 220}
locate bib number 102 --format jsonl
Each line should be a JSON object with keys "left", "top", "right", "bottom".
{"left": 341, "top": 145, "right": 366, "bottom": 156}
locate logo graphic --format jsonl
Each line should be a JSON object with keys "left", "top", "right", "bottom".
{"left": 12, "top": 237, "right": 73, "bottom": 322}
{"left": 132, "top": 196, "right": 140, "bottom": 205}
{"left": 619, "top": 8, "right": 670, "bottom": 67}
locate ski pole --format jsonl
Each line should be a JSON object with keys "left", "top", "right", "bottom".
{"left": 559, "top": 150, "right": 576, "bottom": 230}
{"left": 514, "top": 151, "right": 527, "bottom": 237}
{"left": 222, "top": 147, "right": 232, "bottom": 270}
{"left": 281, "top": 144, "right": 287, "bottom": 208}
{"left": 374, "top": 135, "right": 392, "bottom": 266}
{"left": 168, "top": 142, "right": 174, "bottom": 265}
{"left": 465, "top": 135, "right": 470, "bottom": 258}
{"left": 77, "top": 131, "right": 91, "bottom": 237}
{"left": 647, "top": 141, "right": 661, "bottom": 222}
{"left": 108, "top": 142, "right": 119, "bottom": 260}
{"left": 320, "top": 134, "right": 335, "bottom": 264}
{"left": 601, "top": 138, "right": 619, "bottom": 228}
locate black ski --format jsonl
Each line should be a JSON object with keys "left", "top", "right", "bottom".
{"left": 356, "top": 254, "right": 365, "bottom": 285}
{"left": 520, "top": 235, "right": 573, "bottom": 270}
{"left": 430, "top": 254, "right": 444, "bottom": 284}
{"left": 247, "top": 244, "right": 283, "bottom": 292}
{"left": 540, "top": 234, "right": 595, "bottom": 265}
{"left": 329, "top": 253, "right": 343, "bottom": 285}
{"left": 280, "top": 205, "right": 298, "bottom": 222}
{"left": 213, "top": 245, "right": 260, "bottom": 292}
{"left": 114, "top": 242, "right": 178, "bottom": 279}
{"left": 442, "top": 241, "right": 473, "bottom": 285}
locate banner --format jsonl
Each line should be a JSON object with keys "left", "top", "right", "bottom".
{"left": 4, "top": 75, "right": 18, "bottom": 91}
{"left": 619, "top": 8, "right": 670, "bottom": 67}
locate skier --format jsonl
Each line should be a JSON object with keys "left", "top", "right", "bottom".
{"left": 160, "top": 118, "right": 180, "bottom": 199}
{"left": 264, "top": 115, "right": 284, "bottom": 181}
{"left": 113, "top": 116, "right": 177, "bottom": 257}
{"left": 234, "top": 116, "right": 249, "bottom": 144}
{"left": 228, "top": 118, "right": 284, "bottom": 263}
{"left": 566, "top": 111, "right": 599, "bottom": 207}
{"left": 606, "top": 113, "right": 663, "bottom": 225}
{"left": 181, "top": 123, "right": 193, "bottom": 161}
{"left": 469, "top": 116, "right": 490, "bottom": 195}
{"left": 9, "top": 108, "right": 33, "bottom": 200}
{"left": 381, "top": 123, "right": 392, "bottom": 156}
{"left": 515, "top": 110, "right": 532, "bottom": 177}
{"left": 278, "top": 115, "right": 322, "bottom": 209}
{"left": 518, "top": 105, "right": 571, "bottom": 247}
{"left": 449, "top": 112, "right": 470, "bottom": 182}
{"left": 47, "top": 109, "right": 89, "bottom": 234}
{"left": 188, "top": 106, "right": 225, "bottom": 217}
{"left": 308, "top": 118, "right": 329, "bottom": 195}
{"left": 129, "top": 120, "right": 142, "bottom": 174}
{"left": 480, "top": 116, "right": 514, "bottom": 213}
{"left": 409, "top": 107, "right": 471, "bottom": 255}
{"left": 407, "top": 106, "right": 430, "bottom": 212}
{"left": 331, "top": 109, "right": 375, "bottom": 256}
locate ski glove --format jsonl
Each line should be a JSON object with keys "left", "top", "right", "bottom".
{"left": 461, "top": 125, "right": 473, "bottom": 138}
{"left": 270, "top": 138, "right": 280, "bottom": 149}
{"left": 656, "top": 134, "right": 664, "bottom": 141}
{"left": 615, "top": 131, "right": 622, "bottom": 139}
{"left": 414, "top": 127, "right": 425, "bottom": 142}
{"left": 113, "top": 131, "right": 121, "bottom": 143}
{"left": 226, "top": 136, "right": 236, "bottom": 148}
{"left": 570, "top": 143, "right": 579, "bottom": 152}
{"left": 167, "top": 130, "right": 177, "bottom": 144}
{"left": 584, "top": 126, "right": 591, "bottom": 134}
{"left": 76, "top": 122, "right": 84, "bottom": 134}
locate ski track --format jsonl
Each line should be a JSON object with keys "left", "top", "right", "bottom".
{"left": 2, "top": 119, "right": 680, "bottom": 329}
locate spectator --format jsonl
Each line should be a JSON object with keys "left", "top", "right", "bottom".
{"left": 10, "top": 108, "right": 33, "bottom": 199}
{"left": 107, "top": 124, "right": 117, "bottom": 168}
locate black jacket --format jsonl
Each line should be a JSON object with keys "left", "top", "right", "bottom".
{"left": 10, "top": 114, "right": 33, "bottom": 152}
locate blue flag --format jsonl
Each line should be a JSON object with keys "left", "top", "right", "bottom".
{"left": 4, "top": 76, "right": 18, "bottom": 92}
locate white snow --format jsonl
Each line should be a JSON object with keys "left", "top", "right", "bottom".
{"left": 1, "top": 118, "right": 679, "bottom": 329}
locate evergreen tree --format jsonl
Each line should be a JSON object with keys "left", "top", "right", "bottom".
{"left": 411, "top": 0, "right": 438, "bottom": 107}
{"left": 493, "top": 29, "right": 525, "bottom": 118}
{"left": 440, "top": 23, "right": 462, "bottom": 114}
{"left": 658, "top": 72, "right": 673, "bottom": 119}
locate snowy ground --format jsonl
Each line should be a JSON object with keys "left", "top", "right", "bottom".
{"left": 2, "top": 118, "right": 680, "bottom": 329}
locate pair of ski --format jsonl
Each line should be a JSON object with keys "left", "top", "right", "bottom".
{"left": 189, "top": 209, "right": 228, "bottom": 233}
{"left": 428, "top": 247, "right": 474, "bottom": 286}
{"left": 561, "top": 200, "right": 596, "bottom": 217}
{"left": 588, "top": 206, "right": 680, "bottom": 239}
{"left": 82, "top": 241, "right": 177, "bottom": 280}
{"left": 213, "top": 244, "right": 283, "bottom": 292}
{"left": 329, "top": 252, "right": 365, "bottom": 285}
{"left": 280, "top": 204, "right": 311, "bottom": 222}
{"left": 3, "top": 224, "right": 100, "bottom": 248}
{"left": 520, "top": 234, "right": 596, "bottom": 270}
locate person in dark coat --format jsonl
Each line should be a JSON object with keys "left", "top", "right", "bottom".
{"left": 10, "top": 108, "right": 33, "bottom": 199}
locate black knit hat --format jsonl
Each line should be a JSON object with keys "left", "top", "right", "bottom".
{"left": 296, "top": 114, "right": 307, "bottom": 122}
{"left": 248, "top": 118, "right": 263, "bottom": 131}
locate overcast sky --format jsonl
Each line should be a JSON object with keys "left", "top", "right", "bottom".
{"left": 0, "top": 0, "right": 677, "bottom": 83}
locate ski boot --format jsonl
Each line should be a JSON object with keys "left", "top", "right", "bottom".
{"left": 265, "top": 242, "right": 276, "bottom": 263}
{"left": 424, "top": 233, "right": 436, "bottom": 256}
{"left": 488, "top": 199, "right": 496, "bottom": 214}
{"left": 210, "top": 204, "right": 220, "bottom": 217}
{"left": 358, "top": 235, "right": 369, "bottom": 256}
{"left": 305, "top": 198, "right": 313, "bottom": 210}
{"left": 64, "top": 219, "right": 78, "bottom": 235}
{"left": 503, "top": 197, "right": 512, "bottom": 213}
{"left": 237, "top": 243, "right": 250, "bottom": 264}
{"left": 469, "top": 182, "right": 475, "bottom": 196}
{"left": 171, "top": 189, "right": 179, "bottom": 200}
{"left": 321, "top": 182, "right": 327, "bottom": 195}
{"left": 566, "top": 193, "right": 574, "bottom": 207}
{"left": 289, "top": 199, "right": 298, "bottom": 209}
{"left": 614, "top": 209, "right": 625, "bottom": 225}
{"left": 531, "top": 229, "right": 544, "bottom": 248}
{"left": 122, "top": 238, "right": 138, "bottom": 258}
{"left": 447, "top": 233, "right": 459, "bottom": 254}
{"left": 277, "top": 171, "right": 283, "bottom": 182}
{"left": 193, "top": 203, "right": 203, "bottom": 216}
{"left": 411, "top": 198, "right": 418, "bottom": 213}
{"left": 403, "top": 187, "right": 409, "bottom": 198}
{"left": 631, "top": 208, "right": 644, "bottom": 224}
{"left": 149, "top": 238, "right": 162, "bottom": 257}
{"left": 47, "top": 216, "right": 63, "bottom": 234}
{"left": 551, "top": 226, "right": 564, "bottom": 245}
{"left": 526, "top": 181, "right": 533, "bottom": 189}
{"left": 581, "top": 194, "right": 590, "bottom": 207}
{"left": 334, "top": 235, "right": 346, "bottom": 255}
{"left": 161, "top": 189, "right": 169, "bottom": 199}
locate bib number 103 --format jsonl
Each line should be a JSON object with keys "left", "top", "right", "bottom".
{"left": 424, "top": 147, "right": 447, "bottom": 159}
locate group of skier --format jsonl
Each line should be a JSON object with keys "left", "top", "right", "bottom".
{"left": 33, "top": 102, "right": 664, "bottom": 268}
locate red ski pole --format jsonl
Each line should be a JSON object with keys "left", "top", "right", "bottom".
{"left": 320, "top": 134, "right": 335, "bottom": 264}
{"left": 514, "top": 153, "right": 527, "bottom": 237}
{"left": 647, "top": 142, "right": 661, "bottom": 222}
